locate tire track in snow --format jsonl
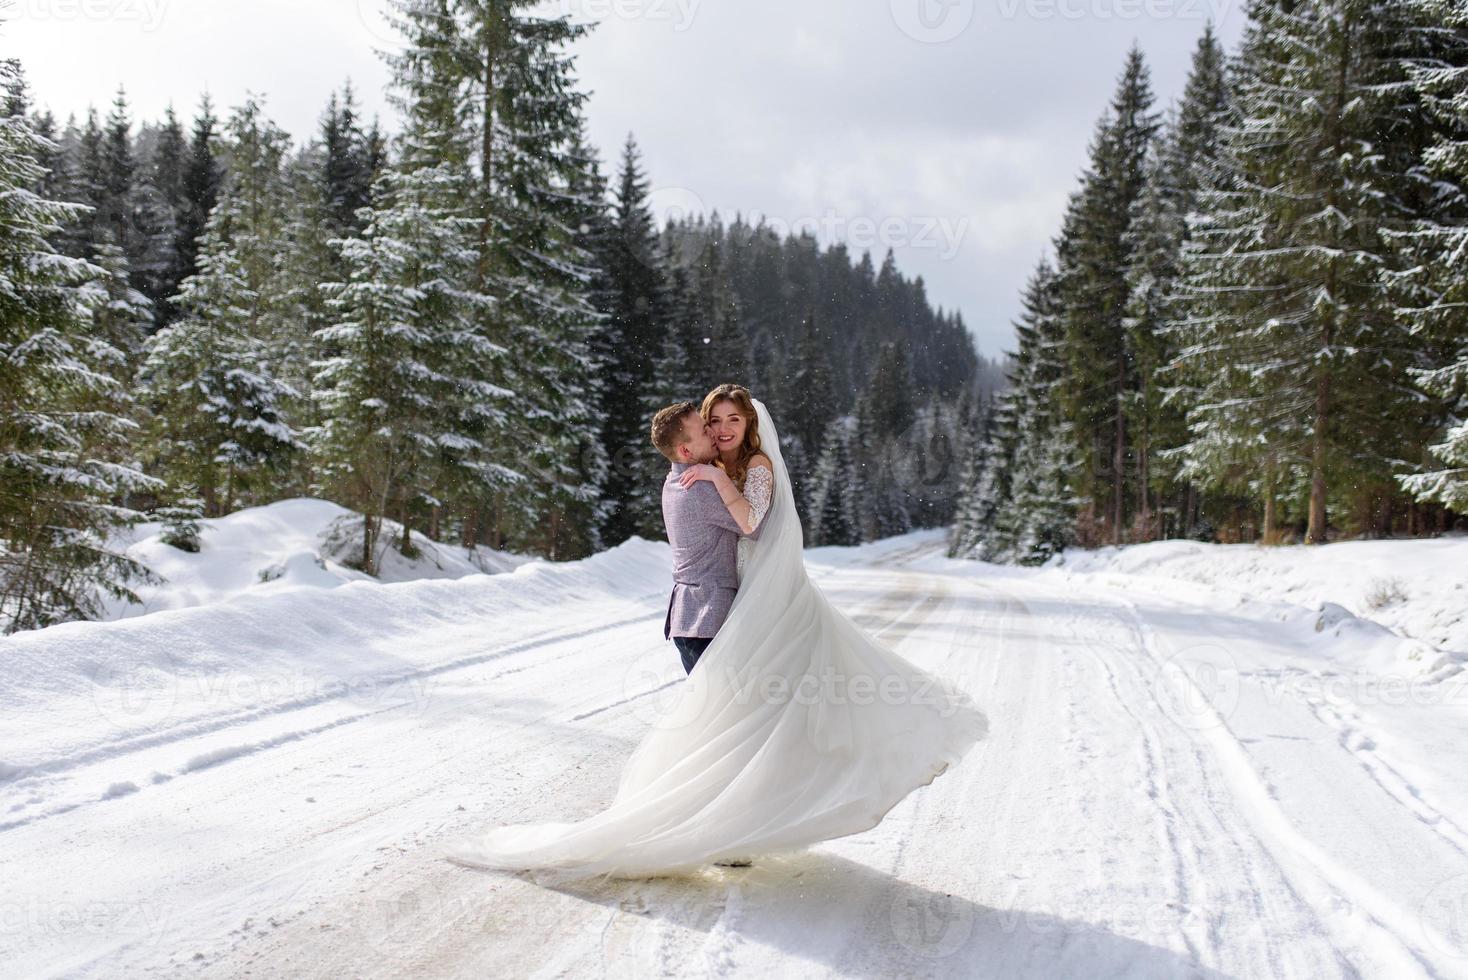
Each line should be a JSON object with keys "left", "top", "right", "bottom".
{"left": 2, "top": 603, "right": 666, "bottom": 789}
{"left": 1108, "top": 591, "right": 1454, "bottom": 977}
{"left": 1285, "top": 676, "right": 1468, "bottom": 859}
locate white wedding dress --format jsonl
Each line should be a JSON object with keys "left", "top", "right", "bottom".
{"left": 439, "top": 398, "right": 989, "bottom": 883}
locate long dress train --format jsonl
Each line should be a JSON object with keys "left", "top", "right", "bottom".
{"left": 439, "top": 398, "right": 989, "bottom": 884}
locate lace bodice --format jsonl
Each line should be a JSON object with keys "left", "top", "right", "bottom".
{"left": 736, "top": 465, "right": 774, "bottom": 581}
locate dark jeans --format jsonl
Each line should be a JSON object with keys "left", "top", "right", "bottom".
{"left": 672, "top": 636, "right": 713, "bottom": 675}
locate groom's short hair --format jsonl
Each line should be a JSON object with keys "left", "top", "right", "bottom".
{"left": 651, "top": 401, "right": 699, "bottom": 462}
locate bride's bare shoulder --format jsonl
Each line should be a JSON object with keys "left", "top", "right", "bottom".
{"left": 748, "top": 454, "right": 773, "bottom": 474}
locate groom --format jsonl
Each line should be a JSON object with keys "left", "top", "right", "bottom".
{"left": 649, "top": 401, "right": 759, "bottom": 675}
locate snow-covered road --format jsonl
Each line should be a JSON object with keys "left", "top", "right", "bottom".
{"left": 4, "top": 531, "right": 1468, "bottom": 978}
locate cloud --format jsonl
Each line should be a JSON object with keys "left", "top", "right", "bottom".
{"left": 12, "top": 0, "right": 1247, "bottom": 360}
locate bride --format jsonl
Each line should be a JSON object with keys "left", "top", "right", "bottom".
{"left": 439, "top": 386, "right": 989, "bottom": 883}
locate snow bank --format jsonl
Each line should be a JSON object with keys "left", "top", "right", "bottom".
{"left": 1050, "top": 536, "right": 1467, "bottom": 650}
{"left": 0, "top": 534, "right": 672, "bottom": 778}
{"left": 918, "top": 534, "right": 1468, "bottom": 680}
{"left": 95, "top": 497, "right": 530, "bottom": 621}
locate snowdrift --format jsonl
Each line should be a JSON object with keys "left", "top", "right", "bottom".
{"left": 0, "top": 532, "right": 673, "bottom": 780}
{"left": 93, "top": 497, "right": 530, "bottom": 622}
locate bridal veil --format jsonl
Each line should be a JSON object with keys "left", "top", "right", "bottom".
{"left": 439, "top": 397, "right": 989, "bottom": 883}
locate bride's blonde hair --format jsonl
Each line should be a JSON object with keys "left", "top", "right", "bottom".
{"left": 700, "top": 383, "right": 762, "bottom": 490}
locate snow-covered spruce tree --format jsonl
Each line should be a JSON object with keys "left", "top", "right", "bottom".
{"left": 138, "top": 95, "right": 304, "bottom": 518}
{"left": 81, "top": 87, "right": 172, "bottom": 346}
{"left": 171, "top": 94, "right": 221, "bottom": 323}
{"left": 1008, "top": 418, "right": 1081, "bottom": 566}
{"left": 55, "top": 88, "right": 162, "bottom": 367}
{"left": 807, "top": 416, "right": 860, "bottom": 547}
{"left": 84, "top": 240, "right": 153, "bottom": 369}
{"left": 786, "top": 310, "right": 838, "bottom": 467}
{"left": 948, "top": 393, "right": 998, "bottom": 558}
{"left": 848, "top": 391, "right": 908, "bottom": 541}
{"left": 143, "top": 103, "right": 188, "bottom": 324}
{"left": 770, "top": 309, "right": 837, "bottom": 510}
{"left": 1149, "top": 22, "right": 1233, "bottom": 539}
{"left": 847, "top": 392, "right": 876, "bottom": 538}
{"left": 1170, "top": 0, "right": 1443, "bottom": 543}
{"left": 643, "top": 264, "right": 699, "bottom": 414}
{"left": 1153, "top": 39, "right": 1298, "bottom": 544}
{"left": 683, "top": 233, "right": 748, "bottom": 391}
{"left": 316, "top": 0, "right": 495, "bottom": 565}
{"left": 590, "top": 133, "right": 674, "bottom": 546}
{"left": 312, "top": 162, "right": 476, "bottom": 574}
{"left": 1009, "top": 264, "right": 1079, "bottom": 564}
{"left": 1121, "top": 142, "right": 1190, "bottom": 542}
{"left": 867, "top": 340, "right": 915, "bottom": 441}
{"left": 421, "top": 0, "right": 610, "bottom": 557}
{"left": 1052, "top": 45, "right": 1162, "bottom": 546}
{"left": 280, "top": 86, "right": 388, "bottom": 500}
{"left": 519, "top": 107, "right": 613, "bottom": 560}
{"left": 1389, "top": 0, "right": 1468, "bottom": 515}
{"left": 982, "top": 255, "right": 1078, "bottom": 563}
{"left": 905, "top": 397, "right": 965, "bottom": 529}
{"left": 868, "top": 451, "right": 913, "bottom": 539}
{"left": 319, "top": 82, "right": 378, "bottom": 240}
{"left": 99, "top": 89, "right": 135, "bottom": 245}
{"left": 1118, "top": 39, "right": 1225, "bottom": 542}
{"left": 281, "top": 145, "right": 336, "bottom": 464}
{"left": 0, "top": 59, "right": 162, "bottom": 632}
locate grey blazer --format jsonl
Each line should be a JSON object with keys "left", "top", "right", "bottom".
{"left": 661, "top": 461, "right": 760, "bottom": 639}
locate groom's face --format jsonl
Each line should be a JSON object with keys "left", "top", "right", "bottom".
{"left": 677, "top": 413, "right": 718, "bottom": 464}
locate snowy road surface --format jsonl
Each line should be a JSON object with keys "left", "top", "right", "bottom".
{"left": 4, "top": 530, "right": 1468, "bottom": 978}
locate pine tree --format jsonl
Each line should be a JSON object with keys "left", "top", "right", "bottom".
{"left": 1390, "top": 0, "right": 1468, "bottom": 514}
{"left": 786, "top": 309, "right": 838, "bottom": 463}
{"left": 866, "top": 340, "right": 915, "bottom": 440}
{"left": 1007, "top": 270, "right": 1080, "bottom": 565}
{"left": 97, "top": 86, "right": 136, "bottom": 258}
{"left": 683, "top": 234, "right": 748, "bottom": 390}
{"left": 1121, "top": 143, "right": 1188, "bottom": 541}
{"left": 592, "top": 133, "right": 675, "bottom": 545}
{"left": 84, "top": 240, "right": 152, "bottom": 366}
{"left": 988, "top": 257, "right": 1070, "bottom": 560}
{"left": 382, "top": 0, "right": 609, "bottom": 556}
{"left": 948, "top": 393, "right": 999, "bottom": 558}
{"left": 807, "top": 417, "right": 860, "bottom": 546}
{"left": 138, "top": 96, "right": 303, "bottom": 517}
{"left": 1053, "top": 45, "right": 1162, "bottom": 546}
{"left": 644, "top": 264, "right": 699, "bottom": 413}
{"left": 174, "top": 94, "right": 221, "bottom": 317}
{"left": 1151, "top": 23, "right": 1233, "bottom": 539}
{"left": 313, "top": 163, "right": 474, "bottom": 573}
{"left": 28, "top": 104, "right": 68, "bottom": 208}
{"left": 1171, "top": 0, "right": 1442, "bottom": 543}
{"left": 144, "top": 103, "right": 188, "bottom": 323}
{"left": 333, "top": 0, "right": 505, "bottom": 557}
{"left": 903, "top": 397, "right": 962, "bottom": 529}
{"left": 867, "top": 448, "right": 913, "bottom": 539}
{"left": 0, "top": 59, "right": 162, "bottom": 632}
{"left": 320, "top": 81, "right": 375, "bottom": 238}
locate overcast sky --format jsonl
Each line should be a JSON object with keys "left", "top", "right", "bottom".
{"left": 10, "top": 0, "right": 1248, "bottom": 361}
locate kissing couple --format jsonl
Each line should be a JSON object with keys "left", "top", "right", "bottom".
{"left": 441, "top": 383, "right": 989, "bottom": 881}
